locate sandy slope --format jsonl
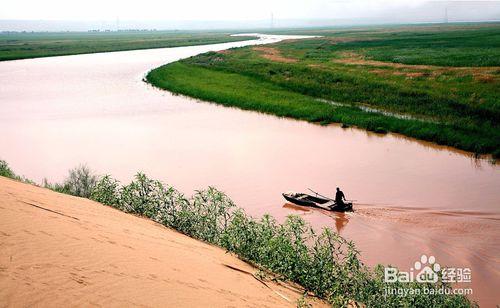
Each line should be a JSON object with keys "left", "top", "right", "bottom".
{"left": 0, "top": 177, "right": 326, "bottom": 307}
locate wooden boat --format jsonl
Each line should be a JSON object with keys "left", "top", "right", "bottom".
{"left": 282, "top": 192, "right": 353, "bottom": 212}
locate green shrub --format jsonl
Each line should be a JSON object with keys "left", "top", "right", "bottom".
{"left": 120, "top": 173, "right": 164, "bottom": 217}
{"left": 151, "top": 184, "right": 188, "bottom": 229}
{"left": 0, "top": 160, "right": 16, "bottom": 178}
{"left": 42, "top": 178, "right": 69, "bottom": 194}
{"left": 0, "top": 160, "right": 35, "bottom": 184}
{"left": 6, "top": 161, "right": 474, "bottom": 307}
{"left": 189, "top": 187, "right": 236, "bottom": 243}
{"left": 90, "top": 175, "right": 121, "bottom": 207}
{"left": 83, "top": 171, "right": 474, "bottom": 307}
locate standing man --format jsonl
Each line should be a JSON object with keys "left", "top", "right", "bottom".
{"left": 335, "top": 187, "right": 346, "bottom": 207}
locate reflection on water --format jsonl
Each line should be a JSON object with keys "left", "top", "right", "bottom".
{"left": 0, "top": 35, "right": 498, "bottom": 306}
{"left": 334, "top": 212, "right": 349, "bottom": 233}
{"left": 357, "top": 126, "right": 498, "bottom": 167}
{"left": 283, "top": 203, "right": 350, "bottom": 233}
{"left": 283, "top": 201, "right": 499, "bottom": 306}
{"left": 282, "top": 203, "right": 311, "bottom": 213}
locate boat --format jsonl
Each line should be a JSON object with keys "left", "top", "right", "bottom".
{"left": 282, "top": 192, "right": 353, "bottom": 212}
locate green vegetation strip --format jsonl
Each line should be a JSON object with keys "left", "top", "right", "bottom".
{"left": 262, "top": 23, "right": 500, "bottom": 67}
{"left": 147, "top": 24, "right": 500, "bottom": 156}
{"left": 1, "top": 160, "right": 476, "bottom": 307}
{"left": 0, "top": 31, "right": 254, "bottom": 61}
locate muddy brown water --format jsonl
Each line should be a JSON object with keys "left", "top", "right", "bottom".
{"left": 0, "top": 34, "right": 498, "bottom": 306}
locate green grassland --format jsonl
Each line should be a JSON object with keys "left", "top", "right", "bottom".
{"left": 148, "top": 23, "right": 500, "bottom": 157}
{"left": 259, "top": 23, "right": 500, "bottom": 67}
{"left": 0, "top": 31, "right": 254, "bottom": 61}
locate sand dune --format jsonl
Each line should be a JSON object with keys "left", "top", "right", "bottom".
{"left": 0, "top": 177, "right": 326, "bottom": 307}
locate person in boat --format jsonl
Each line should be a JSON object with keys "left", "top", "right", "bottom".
{"left": 334, "top": 187, "right": 346, "bottom": 207}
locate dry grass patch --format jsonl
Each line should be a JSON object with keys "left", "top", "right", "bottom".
{"left": 252, "top": 46, "right": 298, "bottom": 63}
{"left": 335, "top": 51, "right": 500, "bottom": 81}
{"left": 216, "top": 49, "right": 232, "bottom": 54}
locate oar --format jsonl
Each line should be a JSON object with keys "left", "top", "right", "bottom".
{"left": 307, "top": 188, "right": 334, "bottom": 201}
{"left": 308, "top": 188, "right": 358, "bottom": 204}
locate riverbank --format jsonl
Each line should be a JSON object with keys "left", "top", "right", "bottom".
{"left": 0, "top": 31, "right": 255, "bottom": 61}
{"left": 1, "top": 34, "right": 494, "bottom": 306}
{"left": 0, "top": 161, "right": 477, "bottom": 307}
{"left": 0, "top": 176, "right": 327, "bottom": 307}
{"left": 146, "top": 24, "right": 500, "bottom": 156}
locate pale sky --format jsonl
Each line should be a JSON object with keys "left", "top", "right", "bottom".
{"left": 1, "top": 0, "right": 499, "bottom": 31}
{"left": 1, "top": 0, "right": 499, "bottom": 21}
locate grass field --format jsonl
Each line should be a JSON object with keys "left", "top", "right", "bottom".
{"left": 147, "top": 23, "right": 500, "bottom": 157}
{"left": 0, "top": 31, "right": 254, "bottom": 61}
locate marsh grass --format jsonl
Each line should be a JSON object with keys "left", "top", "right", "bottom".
{"left": 147, "top": 61, "right": 499, "bottom": 156}
{"left": 146, "top": 24, "right": 500, "bottom": 156}
{"left": 262, "top": 23, "right": 500, "bottom": 66}
{"left": 0, "top": 31, "right": 255, "bottom": 61}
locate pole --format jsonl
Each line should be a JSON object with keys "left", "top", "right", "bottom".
{"left": 307, "top": 188, "right": 334, "bottom": 201}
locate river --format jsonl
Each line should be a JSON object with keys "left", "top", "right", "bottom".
{"left": 0, "top": 34, "right": 498, "bottom": 306}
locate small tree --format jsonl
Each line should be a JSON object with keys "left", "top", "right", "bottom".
{"left": 63, "top": 164, "right": 97, "bottom": 198}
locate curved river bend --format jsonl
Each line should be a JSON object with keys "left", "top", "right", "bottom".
{"left": 0, "top": 34, "right": 498, "bottom": 306}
